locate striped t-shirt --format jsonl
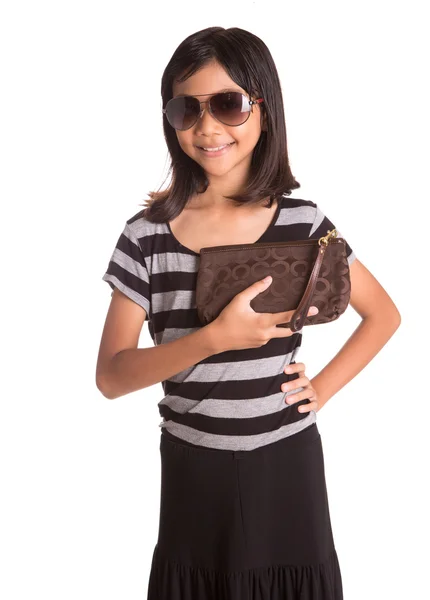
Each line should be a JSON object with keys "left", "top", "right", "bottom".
{"left": 102, "top": 194, "right": 356, "bottom": 451}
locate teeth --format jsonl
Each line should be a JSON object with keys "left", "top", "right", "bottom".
{"left": 201, "top": 144, "right": 231, "bottom": 151}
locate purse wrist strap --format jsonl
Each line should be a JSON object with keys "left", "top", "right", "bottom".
{"left": 289, "top": 242, "right": 329, "bottom": 331}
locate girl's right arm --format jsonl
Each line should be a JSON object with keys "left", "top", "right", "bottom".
{"left": 96, "top": 278, "right": 314, "bottom": 400}
{"left": 96, "top": 288, "right": 223, "bottom": 400}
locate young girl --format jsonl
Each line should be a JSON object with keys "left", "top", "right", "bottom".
{"left": 97, "top": 26, "right": 401, "bottom": 600}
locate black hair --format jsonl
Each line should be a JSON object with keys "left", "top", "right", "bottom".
{"left": 140, "top": 26, "right": 300, "bottom": 222}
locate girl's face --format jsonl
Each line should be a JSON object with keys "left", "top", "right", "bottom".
{"left": 171, "top": 60, "right": 266, "bottom": 187}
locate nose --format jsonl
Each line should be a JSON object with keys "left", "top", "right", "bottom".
{"left": 195, "top": 100, "right": 220, "bottom": 132}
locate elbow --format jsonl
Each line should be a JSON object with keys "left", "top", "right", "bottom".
{"left": 96, "top": 374, "right": 116, "bottom": 400}
{"left": 392, "top": 306, "right": 402, "bottom": 329}
{"left": 384, "top": 306, "right": 401, "bottom": 330}
{"left": 380, "top": 298, "right": 402, "bottom": 329}
{"left": 386, "top": 308, "right": 402, "bottom": 333}
{"left": 364, "top": 305, "right": 401, "bottom": 330}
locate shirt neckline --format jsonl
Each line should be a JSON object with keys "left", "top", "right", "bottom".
{"left": 167, "top": 196, "right": 283, "bottom": 257}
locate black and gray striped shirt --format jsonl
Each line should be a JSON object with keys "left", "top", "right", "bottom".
{"left": 102, "top": 195, "right": 356, "bottom": 451}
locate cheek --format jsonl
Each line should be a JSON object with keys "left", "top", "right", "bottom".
{"left": 235, "top": 128, "right": 262, "bottom": 150}
{"left": 176, "top": 134, "right": 194, "bottom": 155}
{"left": 236, "top": 117, "right": 262, "bottom": 144}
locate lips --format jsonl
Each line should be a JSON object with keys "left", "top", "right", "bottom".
{"left": 197, "top": 142, "right": 234, "bottom": 151}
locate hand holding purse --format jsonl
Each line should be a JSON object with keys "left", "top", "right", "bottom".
{"left": 195, "top": 229, "right": 351, "bottom": 333}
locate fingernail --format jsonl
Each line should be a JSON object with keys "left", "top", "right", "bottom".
{"left": 309, "top": 306, "right": 318, "bottom": 314}
{"left": 285, "top": 366, "right": 292, "bottom": 373}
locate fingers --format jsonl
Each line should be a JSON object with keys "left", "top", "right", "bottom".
{"left": 281, "top": 363, "right": 319, "bottom": 412}
{"left": 285, "top": 393, "right": 319, "bottom": 413}
{"left": 282, "top": 375, "right": 309, "bottom": 393}
{"left": 284, "top": 362, "right": 305, "bottom": 374}
{"left": 295, "top": 399, "right": 320, "bottom": 413}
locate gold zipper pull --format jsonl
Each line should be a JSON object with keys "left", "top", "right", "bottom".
{"left": 318, "top": 228, "right": 337, "bottom": 246}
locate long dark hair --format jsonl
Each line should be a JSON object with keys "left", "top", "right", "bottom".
{"left": 140, "top": 26, "right": 301, "bottom": 222}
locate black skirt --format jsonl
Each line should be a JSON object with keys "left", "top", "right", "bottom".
{"left": 147, "top": 422, "right": 343, "bottom": 600}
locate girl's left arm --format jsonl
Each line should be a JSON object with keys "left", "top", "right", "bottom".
{"left": 310, "top": 258, "right": 401, "bottom": 410}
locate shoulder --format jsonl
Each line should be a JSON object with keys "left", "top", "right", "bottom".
{"left": 278, "top": 194, "right": 317, "bottom": 223}
{"left": 124, "top": 207, "right": 164, "bottom": 247}
{"left": 279, "top": 194, "right": 316, "bottom": 208}
{"left": 279, "top": 195, "right": 316, "bottom": 211}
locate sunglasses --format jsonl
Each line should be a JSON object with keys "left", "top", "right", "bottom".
{"left": 162, "top": 92, "right": 264, "bottom": 131}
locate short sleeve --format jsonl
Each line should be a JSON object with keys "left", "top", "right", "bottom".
{"left": 308, "top": 203, "right": 357, "bottom": 267}
{"left": 102, "top": 222, "right": 151, "bottom": 314}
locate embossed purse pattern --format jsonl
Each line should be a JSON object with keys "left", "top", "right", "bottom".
{"left": 195, "top": 229, "right": 352, "bottom": 333}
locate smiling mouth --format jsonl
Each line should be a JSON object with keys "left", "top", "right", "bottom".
{"left": 196, "top": 142, "right": 235, "bottom": 154}
{"left": 197, "top": 142, "right": 234, "bottom": 152}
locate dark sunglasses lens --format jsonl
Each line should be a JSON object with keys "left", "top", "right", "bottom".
{"left": 210, "top": 92, "right": 249, "bottom": 125}
{"left": 165, "top": 96, "right": 199, "bottom": 130}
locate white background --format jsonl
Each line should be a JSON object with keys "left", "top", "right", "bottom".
{"left": 1, "top": 1, "right": 429, "bottom": 599}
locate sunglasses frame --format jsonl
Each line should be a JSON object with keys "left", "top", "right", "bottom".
{"left": 162, "top": 92, "right": 264, "bottom": 131}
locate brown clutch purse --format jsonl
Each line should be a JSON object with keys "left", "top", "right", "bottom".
{"left": 195, "top": 229, "right": 352, "bottom": 333}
